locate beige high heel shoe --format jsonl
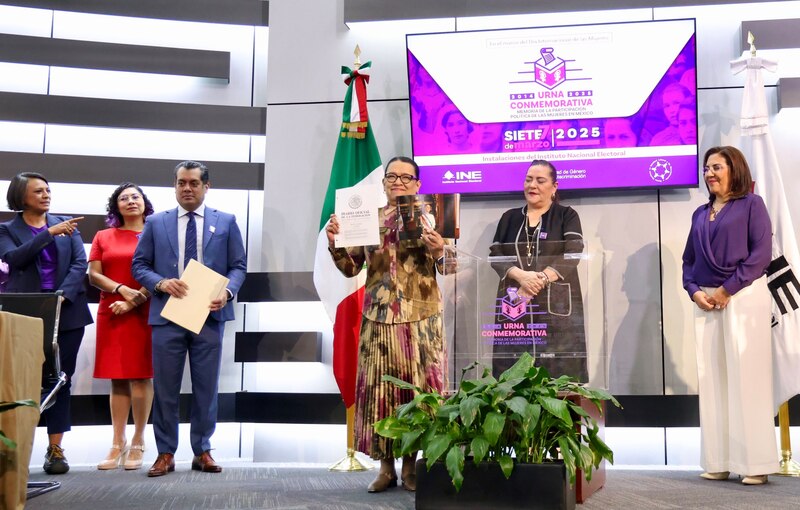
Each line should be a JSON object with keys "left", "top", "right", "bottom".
{"left": 97, "top": 442, "right": 128, "bottom": 470}
{"left": 124, "top": 444, "right": 145, "bottom": 470}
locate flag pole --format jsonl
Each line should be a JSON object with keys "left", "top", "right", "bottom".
{"left": 329, "top": 44, "right": 372, "bottom": 473}
{"left": 777, "top": 402, "right": 800, "bottom": 476}
{"left": 329, "top": 405, "right": 370, "bottom": 471}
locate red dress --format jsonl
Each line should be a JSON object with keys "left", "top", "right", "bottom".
{"left": 89, "top": 228, "right": 153, "bottom": 379}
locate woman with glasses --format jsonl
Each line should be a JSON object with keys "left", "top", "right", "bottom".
{"left": 0, "top": 172, "right": 93, "bottom": 475}
{"left": 326, "top": 156, "right": 447, "bottom": 493}
{"left": 682, "top": 146, "right": 777, "bottom": 485}
{"left": 88, "top": 183, "right": 155, "bottom": 470}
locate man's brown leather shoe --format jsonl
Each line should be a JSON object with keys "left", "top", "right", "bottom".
{"left": 147, "top": 453, "right": 175, "bottom": 477}
{"left": 191, "top": 451, "right": 222, "bottom": 473}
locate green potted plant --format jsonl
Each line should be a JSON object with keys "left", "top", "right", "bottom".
{"left": 0, "top": 399, "right": 37, "bottom": 448}
{"left": 374, "top": 353, "right": 620, "bottom": 510}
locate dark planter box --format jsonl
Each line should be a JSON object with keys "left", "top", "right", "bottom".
{"left": 415, "top": 459, "right": 576, "bottom": 510}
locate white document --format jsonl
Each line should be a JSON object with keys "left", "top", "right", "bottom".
{"left": 334, "top": 184, "right": 381, "bottom": 248}
{"left": 160, "top": 259, "right": 230, "bottom": 334}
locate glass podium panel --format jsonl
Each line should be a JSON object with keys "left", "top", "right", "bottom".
{"left": 438, "top": 242, "right": 608, "bottom": 391}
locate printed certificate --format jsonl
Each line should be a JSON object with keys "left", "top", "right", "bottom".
{"left": 334, "top": 184, "right": 381, "bottom": 248}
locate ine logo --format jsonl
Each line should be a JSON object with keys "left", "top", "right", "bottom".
{"left": 648, "top": 159, "right": 673, "bottom": 183}
{"left": 443, "top": 170, "right": 483, "bottom": 183}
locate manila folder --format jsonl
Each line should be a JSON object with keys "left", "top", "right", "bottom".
{"left": 160, "top": 259, "right": 230, "bottom": 334}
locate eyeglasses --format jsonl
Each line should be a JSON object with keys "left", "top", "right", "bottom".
{"left": 702, "top": 164, "right": 727, "bottom": 174}
{"left": 118, "top": 193, "right": 142, "bottom": 203}
{"left": 384, "top": 173, "right": 418, "bottom": 184}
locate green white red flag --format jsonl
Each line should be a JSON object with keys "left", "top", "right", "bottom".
{"left": 313, "top": 61, "right": 384, "bottom": 407}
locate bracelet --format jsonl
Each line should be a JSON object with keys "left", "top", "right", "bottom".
{"left": 113, "top": 283, "right": 124, "bottom": 294}
{"left": 540, "top": 272, "right": 551, "bottom": 286}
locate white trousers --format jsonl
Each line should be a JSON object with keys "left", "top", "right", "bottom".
{"left": 694, "top": 277, "right": 779, "bottom": 476}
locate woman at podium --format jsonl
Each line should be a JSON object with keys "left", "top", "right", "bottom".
{"left": 0, "top": 172, "right": 93, "bottom": 474}
{"left": 682, "top": 146, "right": 778, "bottom": 485}
{"left": 489, "top": 160, "right": 587, "bottom": 381}
{"left": 326, "top": 156, "right": 447, "bottom": 493}
{"left": 89, "top": 183, "right": 155, "bottom": 470}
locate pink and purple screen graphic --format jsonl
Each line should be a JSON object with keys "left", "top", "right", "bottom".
{"left": 408, "top": 24, "right": 698, "bottom": 194}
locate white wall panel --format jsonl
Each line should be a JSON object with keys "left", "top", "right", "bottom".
{"left": 241, "top": 301, "right": 338, "bottom": 393}
{"left": 49, "top": 11, "right": 256, "bottom": 106}
{"left": 0, "top": 120, "right": 45, "bottom": 153}
{"left": 253, "top": 424, "right": 350, "bottom": 463}
{"left": 660, "top": 186, "right": 705, "bottom": 395}
{"left": 0, "top": 5, "right": 52, "bottom": 36}
{"left": 574, "top": 193, "right": 665, "bottom": 395}
{"left": 665, "top": 427, "right": 702, "bottom": 466}
{"left": 44, "top": 125, "right": 252, "bottom": 162}
{"left": 605, "top": 427, "right": 666, "bottom": 465}
{"left": 246, "top": 190, "right": 264, "bottom": 271}
{"left": 345, "top": 18, "right": 456, "bottom": 101}
{"left": 253, "top": 26, "right": 270, "bottom": 107}
{"left": 455, "top": 8, "right": 653, "bottom": 31}
{"left": 655, "top": 1, "right": 800, "bottom": 89}
{"left": 250, "top": 135, "right": 266, "bottom": 163}
{"left": 262, "top": 100, "right": 409, "bottom": 272}
{"left": 769, "top": 105, "right": 800, "bottom": 239}
{"left": 0, "top": 62, "right": 50, "bottom": 94}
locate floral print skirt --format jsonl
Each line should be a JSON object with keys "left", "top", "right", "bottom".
{"left": 354, "top": 313, "right": 447, "bottom": 459}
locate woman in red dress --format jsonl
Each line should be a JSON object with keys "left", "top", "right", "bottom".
{"left": 89, "top": 183, "right": 155, "bottom": 470}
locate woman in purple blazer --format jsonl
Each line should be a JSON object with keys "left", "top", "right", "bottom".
{"left": 682, "top": 146, "right": 777, "bottom": 485}
{"left": 0, "top": 172, "right": 93, "bottom": 475}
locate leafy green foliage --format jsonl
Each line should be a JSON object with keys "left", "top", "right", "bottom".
{"left": 0, "top": 399, "right": 37, "bottom": 449}
{"left": 373, "top": 353, "right": 620, "bottom": 491}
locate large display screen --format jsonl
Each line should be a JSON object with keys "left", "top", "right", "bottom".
{"left": 407, "top": 19, "right": 698, "bottom": 194}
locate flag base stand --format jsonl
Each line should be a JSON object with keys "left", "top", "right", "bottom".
{"left": 775, "top": 402, "right": 800, "bottom": 476}
{"left": 329, "top": 405, "right": 372, "bottom": 471}
{"left": 777, "top": 450, "right": 800, "bottom": 477}
{"left": 329, "top": 448, "right": 371, "bottom": 472}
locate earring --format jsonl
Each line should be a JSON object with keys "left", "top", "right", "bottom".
{"left": 551, "top": 194, "right": 556, "bottom": 201}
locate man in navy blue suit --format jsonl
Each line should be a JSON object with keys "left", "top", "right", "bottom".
{"left": 132, "top": 161, "right": 246, "bottom": 477}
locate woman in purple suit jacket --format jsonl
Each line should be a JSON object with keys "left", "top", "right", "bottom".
{"left": 682, "top": 146, "right": 777, "bottom": 485}
{"left": 0, "top": 172, "right": 93, "bottom": 475}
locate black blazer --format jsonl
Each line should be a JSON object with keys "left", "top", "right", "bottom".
{"left": 0, "top": 213, "right": 93, "bottom": 331}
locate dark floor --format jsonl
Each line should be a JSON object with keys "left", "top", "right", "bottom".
{"left": 23, "top": 465, "right": 800, "bottom": 510}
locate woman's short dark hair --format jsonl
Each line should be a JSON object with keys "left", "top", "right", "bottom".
{"left": 7, "top": 172, "right": 48, "bottom": 211}
{"left": 106, "top": 182, "right": 155, "bottom": 228}
{"left": 174, "top": 160, "right": 209, "bottom": 184}
{"left": 385, "top": 156, "right": 420, "bottom": 179}
{"left": 529, "top": 159, "right": 558, "bottom": 183}
{"left": 703, "top": 146, "right": 753, "bottom": 200}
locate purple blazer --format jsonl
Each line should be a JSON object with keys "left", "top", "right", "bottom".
{"left": 682, "top": 193, "right": 772, "bottom": 299}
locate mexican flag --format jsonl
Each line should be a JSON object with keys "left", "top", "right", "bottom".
{"left": 313, "top": 61, "right": 384, "bottom": 407}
